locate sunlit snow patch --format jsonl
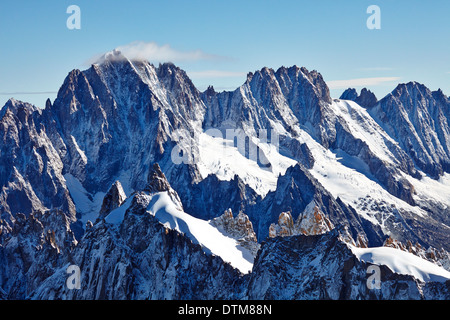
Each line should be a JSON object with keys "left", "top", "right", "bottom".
{"left": 197, "top": 131, "right": 297, "bottom": 197}
{"left": 105, "top": 191, "right": 254, "bottom": 274}
{"left": 64, "top": 174, "right": 105, "bottom": 225}
{"left": 349, "top": 245, "right": 450, "bottom": 283}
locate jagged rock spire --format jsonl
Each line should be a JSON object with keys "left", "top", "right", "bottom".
{"left": 268, "top": 201, "right": 334, "bottom": 238}
{"left": 145, "top": 163, "right": 171, "bottom": 193}
{"left": 340, "top": 87, "right": 378, "bottom": 108}
{"left": 210, "top": 208, "right": 260, "bottom": 257}
{"left": 98, "top": 180, "right": 127, "bottom": 220}
{"left": 142, "top": 163, "right": 184, "bottom": 211}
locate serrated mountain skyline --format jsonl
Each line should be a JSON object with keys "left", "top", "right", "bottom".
{"left": 1, "top": 52, "right": 449, "bottom": 299}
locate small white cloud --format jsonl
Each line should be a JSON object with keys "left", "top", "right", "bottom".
{"left": 358, "top": 67, "right": 394, "bottom": 71}
{"left": 327, "top": 77, "right": 401, "bottom": 89}
{"left": 87, "top": 41, "right": 227, "bottom": 65}
{"left": 187, "top": 70, "right": 247, "bottom": 79}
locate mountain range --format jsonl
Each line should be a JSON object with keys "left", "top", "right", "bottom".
{"left": 1, "top": 50, "right": 449, "bottom": 300}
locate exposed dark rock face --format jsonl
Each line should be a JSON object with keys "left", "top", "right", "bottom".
{"left": 0, "top": 99, "right": 76, "bottom": 224}
{"left": 4, "top": 220, "right": 447, "bottom": 300}
{"left": 98, "top": 181, "right": 126, "bottom": 220}
{"left": 340, "top": 88, "right": 378, "bottom": 109}
{"left": 247, "top": 229, "right": 450, "bottom": 300}
{"left": 26, "top": 187, "right": 247, "bottom": 300}
{"left": 368, "top": 82, "right": 450, "bottom": 178}
{"left": 0, "top": 209, "right": 76, "bottom": 299}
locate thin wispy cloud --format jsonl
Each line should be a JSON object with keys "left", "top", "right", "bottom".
{"left": 0, "top": 91, "right": 57, "bottom": 95}
{"left": 87, "top": 41, "right": 228, "bottom": 65}
{"left": 357, "top": 67, "right": 394, "bottom": 72}
{"left": 327, "top": 77, "right": 401, "bottom": 89}
{"left": 187, "top": 70, "right": 247, "bottom": 79}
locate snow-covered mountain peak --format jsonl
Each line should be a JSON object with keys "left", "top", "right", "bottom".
{"left": 0, "top": 98, "right": 39, "bottom": 119}
{"left": 92, "top": 49, "right": 129, "bottom": 65}
{"left": 393, "top": 80, "right": 427, "bottom": 93}
{"left": 244, "top": 65, "right": 331, "bottom": 105}
{"left": 387, "top": 81, "right": 445, "bottom": 107}
{"left": 373, "top": 80, "right": 450, "bottom": 178}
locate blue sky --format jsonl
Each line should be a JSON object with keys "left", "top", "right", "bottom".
{"left": 0, "top": 0, "right": 449, "bottom": 108}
